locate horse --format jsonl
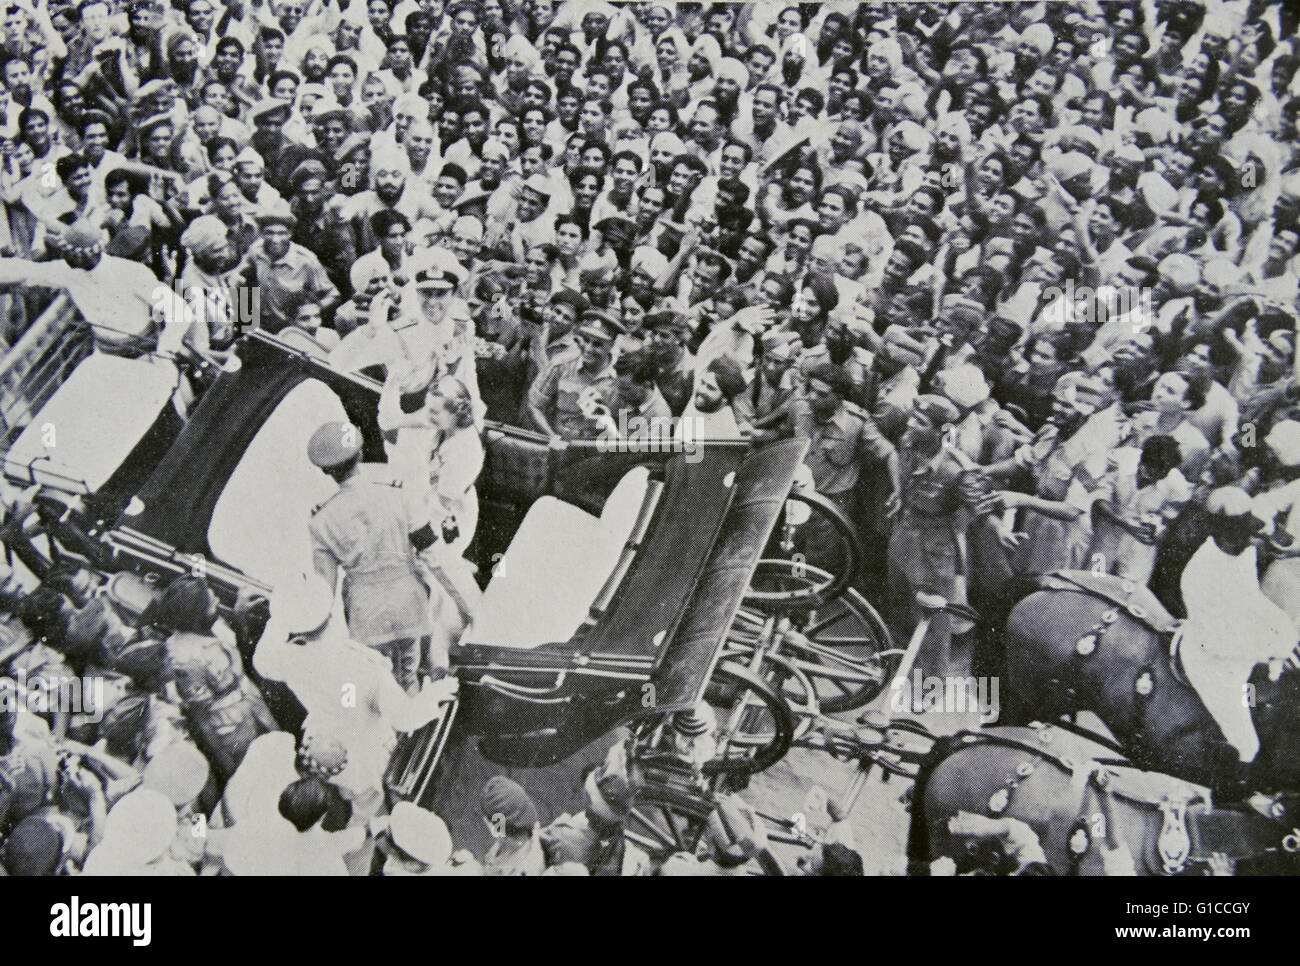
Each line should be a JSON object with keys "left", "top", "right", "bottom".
{"left": 995, "top": 571, "right": 1300, "bottom": 797}
{"left": 906, "top": 724, "right": 1296, "bottom": 876}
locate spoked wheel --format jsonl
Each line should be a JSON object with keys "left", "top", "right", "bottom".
{"left": 730, "top": 567, "right": 901, "bottom": 713}
{"left": 744, "top": 490, "right": 863, "bottom": 610}
{"left": 702, "top": 660, "right": 798, "bottom": 777}
{"left": 625, "top": 782, "right": 788, "bottom": 874}
{"left": 625, "top": 780, "right": 713, "bottom": 862}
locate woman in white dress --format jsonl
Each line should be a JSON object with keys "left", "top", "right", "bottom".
{"left": 379, "top": 372, "right": 485, "bottom": 673}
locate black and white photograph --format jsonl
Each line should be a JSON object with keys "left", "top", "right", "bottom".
{"left": 0, "top": 0, "right": 1297, "bottom": 907}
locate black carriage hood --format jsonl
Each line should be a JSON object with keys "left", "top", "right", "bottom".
{"left": 454, "top": 436, "right": 811, "bottom": 760}
{"left": 115, "top": 334, "right": 387, "bottom": 560}
{"left": 596, "top": 436, "right": 811, "bottom": 709}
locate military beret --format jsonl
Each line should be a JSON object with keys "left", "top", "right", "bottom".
{"left": 307, "top": 420, "right": 362, "bottom": 468}
{"left": 576, "top": 310, "right": 625, "bottom": 344}
{"left": 256, "top": 210, "right": 297, "bottom": 231}
{"left": 912, "top": 394, "right": 961, "bottom": 427}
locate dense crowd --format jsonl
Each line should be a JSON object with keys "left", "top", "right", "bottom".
{"left": 1, "top": 0, "right": 1300, "bottom": 875}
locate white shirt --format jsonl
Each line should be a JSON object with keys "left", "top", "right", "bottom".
{"left": 253, "top": 616, "right": 447, "bottom": 798}
{"left": 0, "top": 255, "right": 187, "bottom": 356}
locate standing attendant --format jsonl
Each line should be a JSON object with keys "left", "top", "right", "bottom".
{"left": 306, "top": 420, "right": 434, "bottom": 694}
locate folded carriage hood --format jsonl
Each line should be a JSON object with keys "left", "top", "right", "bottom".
{"left": 610, "top": 436, "right": 811, "bottom": 710}
{"left": 456, "top": 437, "right": 810, "bottom": 766}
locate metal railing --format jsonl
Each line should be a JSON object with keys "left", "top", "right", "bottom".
{"left": 0, "top": 292, "right": 92, "bottom": 449}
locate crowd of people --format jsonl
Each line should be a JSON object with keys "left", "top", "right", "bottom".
{"left": 2, "top": 0, "right": 1300, "bottom": 875}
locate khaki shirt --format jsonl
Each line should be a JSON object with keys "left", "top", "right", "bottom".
{"left": 792, "top": 399, "right": 895, "bottom": 496}
{"left": 308, "top": 475, "right": 431, "bottom": 646}
{"left": 898, "top": 445, "right": 981, "bottom": 522}
{"left": 528, "top": 356, "right": 617, "bottom": 439}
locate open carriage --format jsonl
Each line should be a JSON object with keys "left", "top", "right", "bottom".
{"left": 0, "top": 323, "right": 902, "bottom": 858}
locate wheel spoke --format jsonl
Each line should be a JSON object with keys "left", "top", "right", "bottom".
{"left": 664, "top": 808, "right": 685, "bottom": 849}
{"left": 629, "top": 808, "right": 672, "bottom": 849}
{"left": 806, "top": 608, "right": 851, "bottom": 636}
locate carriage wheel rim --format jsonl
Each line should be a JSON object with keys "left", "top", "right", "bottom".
{"left": 702, "top": 661, "right": 798, "bottom": 776}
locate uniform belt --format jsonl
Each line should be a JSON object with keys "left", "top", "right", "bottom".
{"left": 347, "top": 566, "right": 417, "bottom": 584}
{"left": 901, "top": 507, "right": 955, "bottom": 527}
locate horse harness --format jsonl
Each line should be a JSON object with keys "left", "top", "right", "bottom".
{"left": 1034, "top": 573, "right": 1193, "bottom": 735}
{"left": 948, "top": 727, "right": 1295, "bottom": 875}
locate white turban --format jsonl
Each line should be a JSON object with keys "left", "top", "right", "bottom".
{"left": 233, "top": 146, "right": 265, "bottom": 171}
{"left": 869, "top": 37, "right": 902, "bottom": 72}
{"left": 1112, "top": 143, "right": 1146, "bottom": 165}
{"left": 780, "top": 32, "right": 809, "bottom": 59}
{"left": 937, "top": 363, "right": 990, "bottom": 409}
{"left": 502, "top": 33, "right": 540, "bottom": 69}
{"left": 1157, "top": 253, "right": 1200, "bottom": 291}
{"left": 632, "top": 245, "right": 668, "bottom": 278}
{"left": 393, "top": 92, "right": 430, "bottom": 118}
{"left": 1020, "top": 23, "right": 1054, "bottom": 56}
{"left": 1138, "top": 171, "right": 1179, "bottom": 212}
{"left": 370, "top": 147, "right": 409, "bottom": 177}
{"left": 180, "top": 214, "right": 228, "bottom": 252}
{"left": 893, "top": 120, "right": 931, "bottom": 153}
{"left": 936, "top": 112, "right": 971, "bottom": 145}
{"left": 366, "top": 70, "right": 401, "bottom": 100}
{"left": 480, "top": 137, "right": 510, "bottom": 161}
{"left": 1133, "top": 107, "right": 1178, "bottom": 144}
{"left": 650, "top": 131, "right": 686, "bottom": 156}
{"left": 715, "top": 57, "right": 749, "bottom": 88}
{"left": 1202, "top": 257, "right": 1242, "bottom": 288}
{"left": 94, "top": 790, "right": 177, "bottom": 869}
{"left": 302, "top": 34, "right": 334, "bottom": 58}
{"left": 692, "top": 34, "right": 721, "bottom": 74}
{"left": 1266, "top": 422, "right": 1300, "bottom": 468}
{"left": 1211, "top": 486, "right": 1255, "bottom": 517}
{"left": 1048, "top": 150, "right": 1097, "bottom": 182}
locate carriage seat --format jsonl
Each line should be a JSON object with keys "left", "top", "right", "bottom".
{"left": 482, "top": 427, "right": 553, "bottom": 507}
{"left": 274, "top": 326, "right": 336, "bottom": 359}
{"left": 472, "top": 468, "right": 651, "bottom": 649}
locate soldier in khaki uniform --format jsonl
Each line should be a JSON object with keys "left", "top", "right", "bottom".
{"left": 307, "top": 420, "right": 433, "bottom": 694}
{"left": 525, "top": 312, "right": 622, "bottom": 439}
{"left": 792, "top": 363, "right": 899, "bottom": 578}
{"left": 886, "top": 395, "right": 986, "bottom": 674}
{"left": 887, "top": 395, "right": 979, "bottom": 605}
